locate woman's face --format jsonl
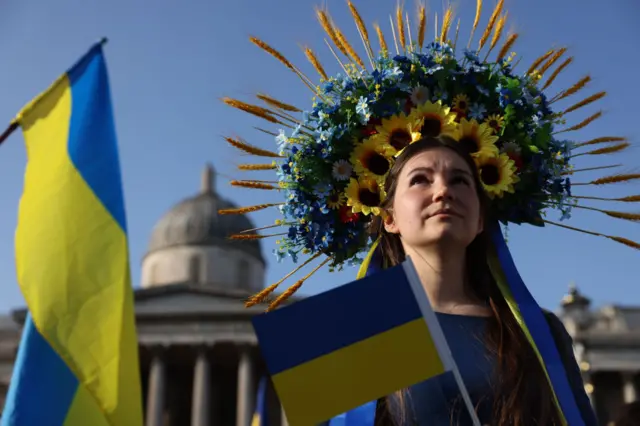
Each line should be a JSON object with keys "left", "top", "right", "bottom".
{"left": 384, "top": 147, "right": 483, "bottom": 250}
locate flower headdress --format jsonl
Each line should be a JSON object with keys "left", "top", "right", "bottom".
{"left": 219, "top": 2, "right": 637, "bottom": 422}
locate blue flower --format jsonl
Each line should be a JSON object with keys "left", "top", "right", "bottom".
{"left": 469, "top": 103, "right": 487, "bottom": 120}
{"left": 273, "top": 248, "right": 286, "bottom": 263}
{"left": 322, "top": 80, "right": 335, "bottom": 93}
{"left": 464, "top": 49, "right": 480, "bottom": 63}
{"left": 356, "top": 96, "right": 371, "bottom": 124}
{"left": 313, "top": 183, "right": 332, "bottom": 199}
{"left": 476, "top": 85, "right": 490, "bottom": 97}
{"left": 426, "top": 64, "right": 444, "bottom": 75}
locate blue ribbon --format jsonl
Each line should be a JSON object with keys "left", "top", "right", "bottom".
{"left": 326, "top": 401, "right": 378, "bottom": 426}
{"left": 490, "top": 225, "right": 583, "bottom": 425}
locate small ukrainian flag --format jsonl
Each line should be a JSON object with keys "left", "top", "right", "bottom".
{"left": 252, "top": 260, "right": 471, "bottom": 426}
{"left": 252, "top": 377, "right": 269, "bottom": 426}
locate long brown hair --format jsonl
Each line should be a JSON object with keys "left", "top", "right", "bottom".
{"left": 372, "top": 136, "right": 562, "bottom": 426}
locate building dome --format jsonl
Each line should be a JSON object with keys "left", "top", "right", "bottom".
{"left": 147, "top": 166, "right": 263, "bottom": 261}
{"left": 141, "top": 164, "right": 266, "bottom": 291}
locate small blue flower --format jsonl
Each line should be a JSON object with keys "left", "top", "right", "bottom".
{"left": 356, "top": 96, "right": 371, "bottom": 124}
{"left": 476, "top": 85, "right": 490, "bottom": 97}
{"left": 464, "top": 49, "right": 480, "bottom": 63}
{"left": 469, "top": 103, "right": 487, "bottom": 120}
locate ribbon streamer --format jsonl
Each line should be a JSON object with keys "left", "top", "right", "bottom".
{"left": 488, "top": 224, "right": 582, "bottom": 425}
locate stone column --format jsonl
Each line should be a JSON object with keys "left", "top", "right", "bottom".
{"left": 191, "top": 348, "right": 211, "bottom": 426}
{"left": 236, "top": 347, "right": 256, "bottom": 426}
{"left": 146, "top": 352, "right": 166, "bottom": 426}
{"left": 623, "top": 372, "right": 638, "bottom": 403}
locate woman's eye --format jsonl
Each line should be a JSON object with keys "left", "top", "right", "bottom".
{"left": 410, "top": 175, "right": 429, "bottom": 186}
{"left": 452, "top": 176, "right": 470, "bottom": 185}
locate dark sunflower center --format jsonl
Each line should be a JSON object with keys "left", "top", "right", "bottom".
{"left": 329, "top": 193, "right": 340, "bottom": 203}
{"left": 364, "top": 152, "right": 390, "bottom": 175}
{"left": 421, "top": 116, "right": 442, "bottom": 137}
{"left": 358, "top": 188, "right": 381, "bottom": 206}
{"left": 389, "top": 129, "right": 412, "bottom": 151}
{"left": 457, "top": 101, "right": 468, "bottom": 110}
{"left": 480, "top": 165, "right": 500, "bottom": 185}
{"left": 459, "top": 136, "right": 479, "bottom": 154}
{"left": 489, "top": 120, "right": 499, "bottom": 130}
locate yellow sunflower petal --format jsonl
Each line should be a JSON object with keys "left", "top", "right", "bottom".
{"left": 373, "top": 113, "right": 423, "bottom": 156}
{"left": 452, "top": 93, "right": 471, "bottom": 112}
{"left": 457, "top": 118, "right": 500, "bottom": 157}
{"left": 350, "top": 137, "right": 393, "bottom": 182}
{"left": 345, "top": 177, "right": 387, "bottom": 216}
{"left": 408, "top": 101, "right": 458, "bottom": 140}
{"left": 475, "top": 153, "right": 520, "bottom": 198}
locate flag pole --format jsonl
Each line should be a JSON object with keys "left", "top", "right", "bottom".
{"left": 0, "top": 37, "right": 109, "bottom": 148}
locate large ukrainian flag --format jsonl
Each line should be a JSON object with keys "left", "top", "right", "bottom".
{"left": 1, "top": 41, "right": 143, "bottom": 426}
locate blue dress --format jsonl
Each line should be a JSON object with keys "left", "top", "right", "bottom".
{"left": 390, "top": 312, "right": 599, "bottom": 426}
{"left": 401, "top": 313, "right": 494, "bottom": 425}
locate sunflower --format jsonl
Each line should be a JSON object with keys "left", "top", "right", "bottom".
{"left": 408, "top": 101, "right": 458, "bottom": 140}
{"left": 327, "top": 191, "right": 346, "bottom": 209}
{"left": 372, "top": 113, "right": 422, "bottom": 156}
{"left": 345, "top": 177, "right": 387, "bottom": 216}
{"left": 485, "top": 114, "right": 505, "bottom": 134}
{"left": 350, "top": 137, "right": 394, "bottom": 182}
{"left": 452, "top": 94, "right": 471, "bottom": 113}
{"left": 456, "top": 118, "right": 499, "bottom": 158}
{"left": 474, "top": 153, "right": 520, "bottom": 199}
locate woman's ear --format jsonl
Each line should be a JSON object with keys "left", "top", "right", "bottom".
{"left": 476, "top": 214, "right": 484, "bottom": 236}
{"left": 383, "top": 211, "right": 399, "bottom": 234}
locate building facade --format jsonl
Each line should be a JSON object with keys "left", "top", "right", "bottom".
{"left": 0, "top": 165, "right": 638, "bottom": 425}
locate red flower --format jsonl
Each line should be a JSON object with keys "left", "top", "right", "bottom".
{"left": 507, "top": 152, "right": 524, "bottom": 171}
{"left": 362, "top": 118, "right": 382, "bottom": 137}
{"left": 339, "top": 206, "right": 360, "bottom": 223}
{"left": 403, "top": 98, "right": 414, "bottom": 114}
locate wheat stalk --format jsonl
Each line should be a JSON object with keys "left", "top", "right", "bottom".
{"left": 238, "top": 163, "right": 277, "bottom": 171}
{"left": 574, "top": 136, "right": 627, "bottom": 148}
{"left": 554, "top": 111, "right": 603, "bottom": 134}
{"left": 466, "top": 0, "right": 483, "bottom": 49}
{"left": 230, "top": 180, "right": 281, "bottom": 190}
{"left": 478, "top": 0, "right": 504, "bottom": 51}
{"left": 267, "top": 256, "right": 332, "bottom": 311}
{"left": 572, "top": 173, "right": 640, "bottom": 186}
{"left": 563, "top": 92, "right": 607, "bottom": 115}
{"left": 571, "top": 142, "right": 629, "bottom": 158}
{"left": 541, "top": 57, "right": 573, "bottom": 91}
{"left": 223, "top": 136, "right": 282, "bottom": 158}
{"left": 218, "top": 203, "right": 284, "bottom": 215}
{"left": 551, "top": 75, "right": 591, "bottom": 103}
{"left": 418, "top": 5, "right": 427, "bottom": 50}
{"left": 396, "top": 5, "right": 406, "bottom": 52}
{"left": 496, "top": 33, "right": 518, "bottom": 62}
{"left": 538, "top": 47, "right": 567, "bottom": 76}
{"left": 526, "top": 49, "right": 555, "bottom": 76}
{"left": 544, "top": 220, "right": 640, "bottom": 250}
{"left": 374, "top": 22, "right": 389, "bottom": 55}
{"left": 245, "top": 252, "right": 324, "bottom": 307}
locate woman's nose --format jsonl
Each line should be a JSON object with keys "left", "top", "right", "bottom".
{"left": 432, "top": 181, "right": 454, "bottom": 202}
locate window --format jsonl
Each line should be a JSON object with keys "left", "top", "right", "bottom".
{"left": 238, "top": 259, "right": 251, "bottom": 289}
{"left": 189, "top": 255, "right": 201, "bottom": 284}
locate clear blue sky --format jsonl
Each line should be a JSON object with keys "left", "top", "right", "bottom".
{"left": 0, "top": 0, "right": 638, "bottom": 314}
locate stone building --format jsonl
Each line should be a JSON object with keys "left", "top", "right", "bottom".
{"left": 0, "top": 165, "right": 638, "bottom": 425}
{"left": 558, "top": 285, "right": 640, "bottom": 424}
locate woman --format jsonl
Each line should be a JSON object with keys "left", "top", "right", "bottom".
{"left": 219, "top": 1, "right": 638, "bottom": 424}
{"left": 370, "top": 136, "right": 598, "bottom": 425}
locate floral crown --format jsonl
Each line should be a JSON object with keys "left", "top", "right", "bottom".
{"left": 219, "top": 0, "right": 639, "bottom": 311}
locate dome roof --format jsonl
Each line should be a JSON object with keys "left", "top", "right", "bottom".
{"left": 146, "top": 164, "right": 264, "bottom": 262}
